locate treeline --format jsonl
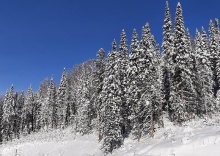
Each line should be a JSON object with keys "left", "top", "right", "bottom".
{"left": 1, "top": 1, "right": 220, "bottom": 154}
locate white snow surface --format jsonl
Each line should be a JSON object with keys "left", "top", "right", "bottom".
{"left": 2, "top": 114, "right": 220, "bottom": 156}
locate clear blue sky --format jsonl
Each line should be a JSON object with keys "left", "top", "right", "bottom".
{"left": 0, "top": 0, "right": 219, "bottom": 94}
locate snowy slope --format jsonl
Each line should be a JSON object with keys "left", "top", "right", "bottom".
{"left": 2, "top": 115, "right": 220, "bottom": 156}
{"left": 114, "top": 116, "right": 220, "bottom": 156}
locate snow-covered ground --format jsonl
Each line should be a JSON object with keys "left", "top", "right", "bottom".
{"left": 2, "top": 114, "right": 220, "bottom": 156}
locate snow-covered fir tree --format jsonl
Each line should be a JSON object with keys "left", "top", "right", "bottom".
{"left": 127, "top": 29, "right": 142, "bottom": 140}
{"left": 47, "top": 76, "right": 57, "bottom": 129}
{"left": 215, "top": 18, "right": 220, "bottom": 99}
{"left": 39, "top": 77, "right": 57, "bottom": 130}
{"left": 196, "top": 27, "right": 215, "bottom": 116}
{"left": 57, "top": 68, "right": 69, "bottom": 128}
{"left": 161, "top": 1, "right": 174, "bottom": 113}
{"left": 170, "top": 2, "right": 196, "bottom": 124}
{"left": 209, "top": 20, "right": 219, "bottom": 97}
{"left": 10, "top": 87, "right": 22, "bottom": 139}
{"left": 21, "top": 85, "right": 35, "bottom": 134}
{"left": 1, "top": 91, "right": 10, "bottom": 142}
{"left": 118, "top": 29, "right": 130, "bottom": 136}
{"left": 94, "top": 48, "right": 106, "bottom": 140}
{"left": 17, "top": 91, "right": 25, "bottom": 135}
{"left": 101, "top": 40, "right": 123, "bottom": 153}
{"left": 139, "top": 23, "right": 162, "bottom": 136}
{"left": 194, "top": 29, "right": 203, "bottom": 115}
{"left": 76, "top": 64, "right": 92, "bottom": 134}
{"left": 13, "top": 92, "right": 20, "bottom": 139}
{"left": 72, "top": 60, "right": 96, "bottom": 134}
{"left": 1, "top": 86, "right": 15, "bottom": 142}
{"left": 65, "top": 79, "right": 73, "bottom": 127}
{"left": 67, "top": 76, "right": 77, "bottom": 127}
{"left": 153, "top": 44, "right": 164, "bottom": 128}
{"left": 68, "top": 65, "right": 84, "bottom": 131}
{"left": 33, "top": 92, "right": 41, "bottom": 131}
{"left": 185, "top": 28, "right": 198, "bottom": 119}
{"left": 39, "top": 89, "right": 50, "bottom": 131}
{"left": 35, "top": 79, "right": 49, "bottom": 131}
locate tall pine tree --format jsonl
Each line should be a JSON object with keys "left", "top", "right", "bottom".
{"left": 101, "top": 40, "right": 123, "bottom": 153}
{"left": 57, "top": 68, "right": 69, "bottom": 128}
{"left": 196, "top": 27, "right": 215, "bottom": 116}
{"left": 209, "top": 20, "right": 219, "bottom": 97}
{"left": 94, "top": 48, "right": 106, "bottom": 141}
{"left": 1, "top": 86, "right": 15, "bottom": 142}
{"left": 162, "top": 1, "right": 174, "bottom": 113}
{"left": 170, "top": 2, "right": 196, "bottom": 124}
{"left": 118, "top": 29, "right": 130, "bottom": 135}
{"left": 127, "top": 29, "right": 142, "bottom": 140}
{"left": 21, "top": 85, "right": 35, "bottom": 134}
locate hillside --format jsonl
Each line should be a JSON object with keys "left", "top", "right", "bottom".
{"left": 2, "top": 114, "right": 220, "bottom": 156}
{"left": 1, "top": 1, "right": 220, "bottom": 155}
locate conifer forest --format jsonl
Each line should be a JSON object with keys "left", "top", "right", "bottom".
{"left": 2, "top": 1, "right": 220, "bottom": 154}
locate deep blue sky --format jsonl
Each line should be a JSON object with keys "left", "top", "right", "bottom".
{"left": 0, "top": 0, "right": 219, "bottom": 94}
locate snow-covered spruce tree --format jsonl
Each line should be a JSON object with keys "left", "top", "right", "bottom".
{"left": 33, "top": 92, "right": 41, "bottom": 132}
{"left": 196, "top": 27, "right": 215, "bottom": 116}
{"left": 3, "top": 87, "right": 21, "bottom": 139}
{"left": 36, "top": 91, "right": 43, "bottom": 131}
{"left": 48, "top": 76, "right": 58, "bottom": 129}
{"left": 161, "top": 1, "right": 174, "bottom": 114}
{"left": 170, "top": 2, "right": 196, "bottom": 124}
{"left": 67, "top": 76, "right": 77, "bottom": 127}
{"left": 13, "top": 92, "right": 20, "bottom": 139}
{"left": 68, "top": 66, "right": 84, "bottom": 131}
{"left": 1, "top": 86, "right": 15, "bottom": 142}
{"left": 39, "top": 76, "right": 57, "bottom": 130}
{"left": 143, "top": 23, "right": 162, "bottom": 137}
{"left": 215, "top": 19, "right": 220, "bottom": 102}
{"left": 56, "top": 69, "right": 72, "bottom": 128}
{"left": 209, "top": 20, "right": 219, "bottom": 97}
{"left": 35, "top": 79, "right": 49, "bottom": 131}
{"left": 57, "top": 68, "right": 69, "bottom": 128}
{"left": 73, "top": 61, "right": 96, "bottom": 134}
{"left": 101, "top": 40, "right": 123, "bottom": 153}
{"left": 31, "top": 79, "right": 50, "bottom": 132}
{"left": 1, "top": 91, "right": 10, "bottom": 142}
{"left": 38, "top": 77, "right": 58, "bottom": 130}
{"left": 94, "top": 48, "right": 106, "bottom": 141}
{"left": 147, "top": 25, "right": 163, "bottom": 130}
{"left": 127, "top": 29, "right": 142, "bottom": 140}
{"left": 154, "top": 44, "right": 164, "bottom": 128}
{"left": 118, "top": 29, "right": 130, "bottom": 136}
{"left": 21, "top": 85, "right": 35, "bottom": 134}
{"left": 16, "top": 91, "right": 25, "bottom": 136}
{"left": 76, "top": 65, "right": 91, "bottom": 135}
{"left": 65, "top": 79, "right": 73, "bottom": 127}
{"left": 39, "top": 88, "right": 49, "bottom": 131}
{"left": 185, "top": 28, "right": 198, "bottom": 119}
{"left": 194, "top": 29, "right": 203, "bottom": 116}
{"left": 138, "top": 23, "right": 162, "bottom": 137}
{"left": 131, "top": 24, "right": 151, "bottom": 138}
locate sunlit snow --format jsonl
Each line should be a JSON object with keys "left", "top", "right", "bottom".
{"left": 2, "top": 114, "right": 220, "bottom": 156}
